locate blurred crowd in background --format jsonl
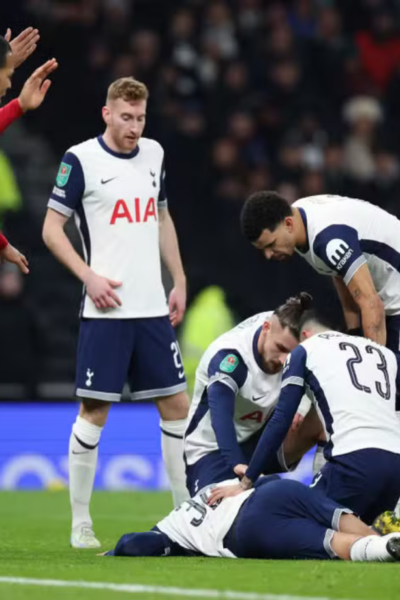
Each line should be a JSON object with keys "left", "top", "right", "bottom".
{"left": 1, "top": 0, "right": 400, "bottom": 397}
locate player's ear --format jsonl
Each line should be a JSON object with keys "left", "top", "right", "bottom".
{"left": 284, "top": 216, "right": 294, "bottom": 232}
{"left": 262, "top": 320, "right": 271, "bottom": 332}
{"left": 301, "top": 329, "right": 311, "bottom": 341}
{"left": 102, "top": 105, "right": 110, "bottom": 125}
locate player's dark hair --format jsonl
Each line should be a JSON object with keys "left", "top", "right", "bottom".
{"left": 0, "top": 36, "right": 11, "bottom": 69}
{"left": 298, "top": 309, "right": 334, "bottom": 333}
{"left": 274, "top": 292, "right": 313, "bottom": 340}
{"left": 240, "top": 191, "right": 293, "bottom": 242}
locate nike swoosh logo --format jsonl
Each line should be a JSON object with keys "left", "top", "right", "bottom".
{"left": 252, "top": 395, "right": 265, "bottom": 401}
{"left": 101, "top": 177, "right": 117, "bottom": 185}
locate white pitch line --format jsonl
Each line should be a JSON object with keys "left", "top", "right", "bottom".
{"left": 0, "top": 576, "right": 356, "bottom": 600}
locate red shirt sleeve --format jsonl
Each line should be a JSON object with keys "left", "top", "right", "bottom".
{"left": 0, "top": 99, "right": 23, "bottom": 134}
{"left": 0, "top": 232, "right": 8, "bottom": 250}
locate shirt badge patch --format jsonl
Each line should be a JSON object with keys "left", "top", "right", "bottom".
{"left": 220, "top": 354, "right": 239, "bottom": 373}
{"left": 56, "top": 162, "right": 72, "bottom": 187}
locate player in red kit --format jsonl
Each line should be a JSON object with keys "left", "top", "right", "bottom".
{"left": 0, "top": 30, "right": 58, "bottom": 273}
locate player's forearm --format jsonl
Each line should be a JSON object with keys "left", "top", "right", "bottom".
{"left": 42, "top": 222, "right": 90, "bottom": 283}
{"left": 0, "top": 99, "right": 24, "bottom": 134}
{"left": 245, "top": 387, "right": 302, "bottom": 484}
{"left": 332, "top": 277, "right": 360, "bottom": 330}
{"left": 0, "top": 232, "right": 9, "bottom": 250}
{"left": 208, "top": 382, "right": 246, "bottom": 468}
{"left": 359, "top": 300, "right": 386, "bottom": 345}
{"left": 159, "top": 210, "right": 186, "bottom": 286}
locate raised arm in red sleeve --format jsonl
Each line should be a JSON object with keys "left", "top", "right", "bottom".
{"left": 0, "top": 232, "right": 9, "bottom": 250}
{"left": 0, "top": 99, "right": 23, "bottom": 134}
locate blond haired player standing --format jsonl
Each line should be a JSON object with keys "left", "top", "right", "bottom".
{"left": 43, "top": 78, "right": 189, "bottom": 548}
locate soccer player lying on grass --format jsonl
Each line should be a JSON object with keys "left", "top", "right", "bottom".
{"left": 101, "top": 477, "right": 400, "bottom": 562}
{"left": 208, "top": 311, "right": 400, "bottom": 526}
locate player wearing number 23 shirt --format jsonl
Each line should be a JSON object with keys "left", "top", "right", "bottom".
{"left": 229, "top": 310, "right": 400, "bottom": 526}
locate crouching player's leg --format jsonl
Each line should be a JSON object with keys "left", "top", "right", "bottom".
{"left": 222, "top": 479, "right": 400, "bottom": 562}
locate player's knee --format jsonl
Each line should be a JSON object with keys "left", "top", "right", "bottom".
{"left": 156, "top": 391, "right": 189, "bottom": 420}
{"left": 79, "top": 398, "right": 111, "bottom": 426}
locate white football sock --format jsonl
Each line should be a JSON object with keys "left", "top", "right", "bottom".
{"left": 69, "top": 415, "right": 103, "bottom": 531}
{"left": 350, "top": 534, "right": 397, "bottom": 562}
{"left": 160, "top": 418, "right": 189, "bottom": 507}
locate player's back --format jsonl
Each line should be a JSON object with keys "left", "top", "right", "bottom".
{"left": 293, "top": 195, "right": 400, "bottom": 315}
{"left": 295, "top": 194, "right": 400, "bottom": 249}
{"left": 156, "top": 480, "right": 253, "bottom": 557}
{"left": 301, "top": 332, "right": 400, "bottom": 457}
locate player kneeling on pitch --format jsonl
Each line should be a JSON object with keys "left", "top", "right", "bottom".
{"left": 184, "top": 292, "right": 325, "bottom": 496}
{"left": 209, "top": 310, "right": 400, "bottom": 526}
{"left": 101, "top": 477, "right": 400, "bottom": 562}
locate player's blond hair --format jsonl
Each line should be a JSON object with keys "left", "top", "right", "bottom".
{"left": 107, "top": 77, "right": 149, "bottom": 104}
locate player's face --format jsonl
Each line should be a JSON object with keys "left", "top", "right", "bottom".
{"left": 253, "top": 218, "right": 296, "bottom": 261}
{"left": 0, "top": 54, "right": 14, "bottom": 102}
{"left": 103, "top": 98, "right": 146, "bottom": 152}
{"left": 260, "top": 316, "right": 298, "bottom": 374}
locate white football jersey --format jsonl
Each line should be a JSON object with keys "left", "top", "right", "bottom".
{"left": 184, "top": 312, "right": 283, "bottom": 466}
{"left": 48, "top": 136, "right": 168, "bottom": 319}
{"left": 293, "top": 195, "right": 400, "bottom": 315}
{"left": 284, "top": 331, "right": 400, "bottom": 457}
{"left": 157, "top": 479, "right": 253, "bottom": 557}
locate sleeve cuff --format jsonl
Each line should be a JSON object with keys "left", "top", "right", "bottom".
{"left": 343, "top": 255, "right": 367, "bottom": 285}
{"left": 47, "top": 199, "right": 74, "bottom": 217}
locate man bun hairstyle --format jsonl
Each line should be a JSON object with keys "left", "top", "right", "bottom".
{"left": 274, "top": 292, "right": 313, "bottom": 340}
{"left": 0, "top": 36, "right": 11, "bottom": 70}
{"left": 240, "top": 191, "right": 293, "bottom": 242}
{"left": 107, "top": 77, "right": 149, "bottom": 103}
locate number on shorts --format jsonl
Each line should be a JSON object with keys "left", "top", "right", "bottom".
{"left": 171, "top": 342, "right": 185, "bottom": 379}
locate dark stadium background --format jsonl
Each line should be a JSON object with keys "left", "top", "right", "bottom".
{"left": 0, "top": 0, "right": 399, "bottom": 490}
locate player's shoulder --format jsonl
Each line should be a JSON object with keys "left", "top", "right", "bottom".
{"left": 64, "top": 137, "right": 99, "bottom": 161}
{"left": 139, "top": 137, "right": 164, "bottom": 157}
{"left": 293, "top": 194, "right": 337, "bottom": 208}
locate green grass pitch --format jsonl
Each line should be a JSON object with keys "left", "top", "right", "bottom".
{"left": 0, "top": 491, "right": 400, "bottom": 600}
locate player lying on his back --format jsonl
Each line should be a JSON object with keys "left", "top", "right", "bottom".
{"left": 209, "top": 311, "right": 400, "bottom": 525}
{"left": 184, "top": 292, "right": 325, "bottom": 496}
{"left": 102, "top": 477, "right": 400, "bottom": 562}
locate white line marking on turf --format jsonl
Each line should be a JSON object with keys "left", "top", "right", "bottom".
{"left": 0, "top": 576, "right": 357, "bottom": 600}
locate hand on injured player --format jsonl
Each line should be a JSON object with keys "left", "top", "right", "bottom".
{"left": 84, "top": 270, "right": 122, "bottom": 310}
{"left": 207, "top": 467, "right": 251, "bottom": 505}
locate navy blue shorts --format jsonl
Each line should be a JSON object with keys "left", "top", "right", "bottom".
{"left": 75, "top": 317, "right": 187, "bottom": 402}
{"left": 224, "top": 479, "right": 349, "bottom": 560}
{"left": 186, "top": 425, "right": 290, "bottom": 496}
{"left": 311, "top": 448, "right": 400, "bottom": 524}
